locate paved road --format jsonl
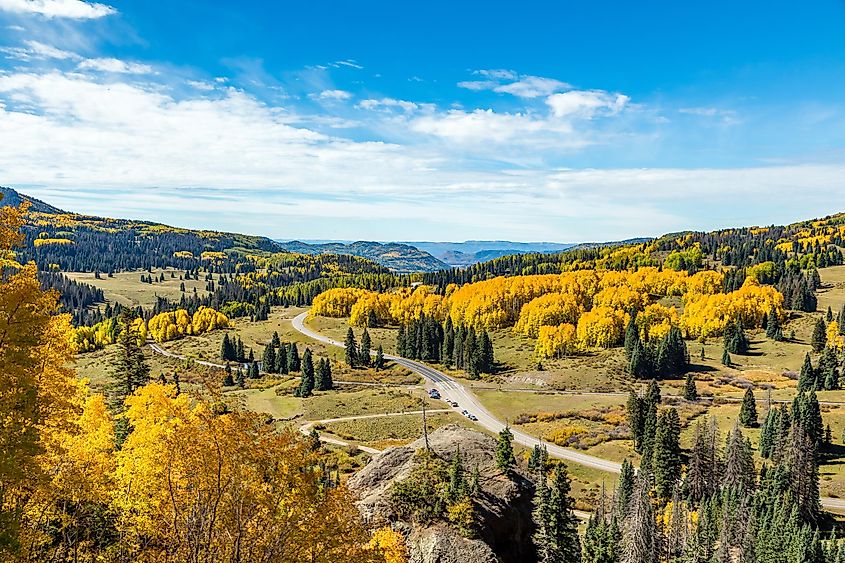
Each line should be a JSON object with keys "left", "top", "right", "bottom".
{"left": 292, "top": 312, "right": 845, "bottom": 513}
{"left": 292, "top": 312, "right": 622, "bottom": 474}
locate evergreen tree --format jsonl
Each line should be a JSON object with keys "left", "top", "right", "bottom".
{"left": 528, "top": 444, "right": 549, "bottom": 475}
{"left": 548, "top": 465, "right": 582, "bottom": 562}
{"left": 262, "top": 343, "right": 276, "bottom": 374}
{"left": 739, "top": 388, "right": 758, "bottom": 427}
{"left": 624, "top": 314, "right": 639, "bottom": 358}
{"left": 375, "top": 345, "right": 385, "bottom": 370}
{"left": 235, "top": 366, "right": 245, "bottom": 388}
{"left": 447, "top": 448, "right": 466, "bottom": 502}
{"left": 221, "top": 333, "right": 235, "bottom": 361}
{"left": 359, "top": 328, "right": 371, "bottom": 367}
{"left": 248, "top": 361, "right": 259, "bottom": 379}
{"left": 811, "top": 318, "right": 827, "bottom": 353}
{"left": 276, "top": 343, "right": 288, "bottom": 374}
{"left": 839, "top": 303, "right": 845, "bottom": 335}
{"left": 653, "top": 408, "right": 682, "bottom": 499}
{"left": 345, "top": 327, "right": 358, "bottom": 368}
{"left": 271, "top": 330, "right": 281, "bottom": 348}
{"left": 766, "top": 306, "right": 782, "bottom": 340}
{"left": 616, "top": 459, "right": 635, "bottom": 516}
{"left": 297, "top": 349, "right": 315, "bottom": 397}
{"left": 827, "top": 306, "right": 834, "bottom": 323}
{"left": 109, "top": 311, "right": 150, "bottom": 447}
{"left": 495, "top": 426, "right": 516, "bottom": 477}
{"left": 722, "top": 348, "right": 731, "bottom": 367}
{"left": 223, "top": 365, "right": 234, "bottom": 387}
{"left": 236, "top": 338, "right": 245, "bottom": 363}
{"left": 723, "top": 425, "right": 756, "bottom": 493}
{"left": 315, "top": 358, "right": 333, "bottom": 391}
{"left": 366, "top": 308, "right": 378, "bottom": 328}
{"left": 288, "top": 342, "right": 300, "bottom": 372}
{"left": 798, "top": 353, "right": 816, "bottom": 392}
{"left": 684, "top": 372, "right": 698, "bottom": 401}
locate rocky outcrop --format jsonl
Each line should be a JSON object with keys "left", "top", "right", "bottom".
{"left": 348, "top": 424, "right": 536, "bottom": 563}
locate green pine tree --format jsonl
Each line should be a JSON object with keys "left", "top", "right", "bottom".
{"left": 739, "top": 388, "right": 758, "bottom": 427}
{"left": 359, "top": 328, "right": 371, "bottom": 367}
{"left": 345, "top": 327, "right": 358, "bottom": 368}
{"left": 495, "top": 426, "right": 516, "bottom": 477}
{"left": 811, "top": 318, "right": 827, "bottom": 353}
{"left": 683, "top": 372, "right": 698, "bottom": 401}
{"left": 375, "top": 345, "right": 385, "bottom": 370}
{"left": 297, "top": 349, "right": 315, "bottom": 397}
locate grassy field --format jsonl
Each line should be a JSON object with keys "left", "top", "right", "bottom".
{"left": 818, "top": 265, "right": 845, "bottom": 315}
{"left": 321, "top": 411, "right": 467, "bottom": 447}
{"left": 65, "top": 268, "right": 211, "bottom": 308}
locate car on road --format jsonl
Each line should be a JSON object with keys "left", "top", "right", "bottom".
{"left": 461, "top": 409, "right": 468, "bottom": 416}
{"left": 469, "top": 414, "right": 478, "bottom": 421}
{"left": 428, "top": 389, "right": 441, "bottom": 399}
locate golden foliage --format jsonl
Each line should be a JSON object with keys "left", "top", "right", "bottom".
{"left": 515, "top": 293, "right": 582, "bottom": 338}
{"left": 33, "top": 238, "right": 74, "bottom": 247}
{"left": 680, "top": 278, "right": 784, "bottom": 339}
{"left": 369, "top": 527, "right": 409, "bottom": 563}
{"left": 576, "top": 306, "right": 629, "bottom": 348}
{"left": 147, "top": 306, "right": 229, "bottom": 342}
{"left": 535, "top": 323, "right": 578, "bottom": 358}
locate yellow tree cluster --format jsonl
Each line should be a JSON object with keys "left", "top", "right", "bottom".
{"left": 311, "top": 287, "right": 371, "bottom": 317}
{"left": 680, "top": 278, "right": 785, "bottom": 339}
{"left": 147, "top": 306, "right": 230, "bottom": 343}
{"left": 635, "top": 303, "right": 680, "bottom": 342}
{"left": 535, "top": 323, "right": 578, "bottom": 358}
{"left": 575, "top": 306, "right": 629, "bottom": 349}
{"left": 514, "top": 293, "right": 582, "bottom": 338}
{"left": 828, "top": 321, "right": 845, "bottom": 351}
{"left": 0, "top": 202, "right": 402, "bottom": 562}
{"left": 312, "top": 285, "right": 447, "bottom": 327}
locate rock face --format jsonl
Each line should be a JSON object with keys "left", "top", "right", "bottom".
{"left": 347, "top": 425, "right": 536, "bottom": 563}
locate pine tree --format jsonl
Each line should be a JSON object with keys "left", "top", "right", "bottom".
{"left": 359, "top": 328, "right": 371, "bottom": 367}
{"left": 109, "top": 311, "right": 150, "bottom": 447}
{"left": 528, "top": 444, "right": 549, "bottom": 475}
{"left": 367, "top": 308, "right": 378, "bottom": 329}
{"left": 653, "top": 408, "right": 682, "bottom": 499}
{"left": 684, "top": 372, "right": 698, "bottom": 401}
{"left": 375, "top": 345, "right": 385, "bottom": 370}
{"left": 469, "top": 464, "right": 480, "bottom": 497}
{"left": 616, "top": 459, "right": 635, "bottom": 515}
{"left": 315, "top": 358, "right": 333, "bottom": 391}
{"left": 722, "top": 348, "right": 731, "bottom": 366}
{"left": 345, "top": 327, "right": 358, "bottom": 368}
{"left": 798, "top": 353, "right": 816, "bottom": 392}
{"left": 811, "top": 318, "right": 827, "bottom": 353}
{"left": 495, "top": 426, "right": 516, "bottom": 477}
{"left": 288, "top": 342, "right": 300, "bottom": 372}
{"left": 235, "top": 366, "right": 245, "bottom": 388}
{"left": 624, "top": 314, "right": 639, "bottom": 359}
{"left": 839, "top": 303, "right": 845, "bottom": 335}
{"left": 739, "top": 388, "right": 758, "bottom": 427}
{"left": 827, "top": 306, "right": 834, "bottom": 323}
{"left": 221, "top": 333, "right": 234, "bottom": 361}
{"left": 223, "top": 365, "right": 234, "bottom": 387}
{"left": 532, "top": 471, "right": 554, "bottom": 563}
{"left": 236, "top": 338, "right": 245, "bottom": 363}
{"left": 271, "top": 330, "right": 281, "bottom": 348}
{"left": 548, "top": 465, "right": 582, "bottom": 562}
{"left": 447, "top": 448, "right": 466, "bottom": 502}
{"left": 627, "top": 391, "right": 645, "bottom": 452}
{"left": 249, "top": 361, "right": 259, "bottom": 379}
{"left": 297, "top": 349, "right": 315, "bottom": 397}
{"left": 262, "top": 344, "right": 276, "bottom": 374}
{"left": 276, "top": 343, "right": 288, "bottom": 374}
{"left": 766, "top": 306, "right": 781, "bottom": 340}
{"left": 723, "top": 425, "right": 756, "bottom": 492}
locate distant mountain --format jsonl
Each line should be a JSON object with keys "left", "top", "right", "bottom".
{"left": 276, "top": 240, "right": 448, "bottom": 273}
{"left": 0, "top": 187, "right": 64, "bottom": 214}
{"left": 401, "top": 240, "right": 577, "bottom": 266}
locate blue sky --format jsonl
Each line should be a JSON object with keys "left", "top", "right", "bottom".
{"left": 1, "top": 0, "right": 844, "bottom": 241}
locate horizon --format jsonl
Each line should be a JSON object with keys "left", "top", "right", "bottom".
{"left": 2, "top": 1, "right": 845, "bottom": 239}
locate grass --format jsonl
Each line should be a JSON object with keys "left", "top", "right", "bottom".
{"left": 65, "top": 268, "right": 211, "bottom": 308}
{"left": 307, "top": 315, "right": 399, "bottom": 356}
{"left": 321, "top": 411, "right": 467, "bottom": 446}
{"left": 301, "top": 387, "right": 437, "bottom": 420}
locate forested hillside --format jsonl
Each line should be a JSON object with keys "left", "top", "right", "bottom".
{"left": 278, "top": 240, "right": 448, "bottom": 272}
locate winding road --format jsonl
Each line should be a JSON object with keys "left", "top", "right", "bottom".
{"left": 292, "top": 312, "right": 622, "bottom": 474}
{"left": 292, "top": 312, "right": 845, "bottom": 513}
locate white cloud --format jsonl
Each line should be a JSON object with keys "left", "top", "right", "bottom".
{"left": 358, "top": 97, "right": 420, "bottom": 113}
{"left": 458, "top": 71, "right": 569, "bottom": 98}
{"left": 77, "top": 58, "right": 153, "bottom": 74}
{"left": 1, "top": 39, "right": 79, "bottom": 61}
{"left": 546, "top": 90, "right": 629, "bottom": 118}
{"left": 0, "top": 0, "right": 115, "bottom": 19}
{"left": 314, "top": 89, "right": 352, "bottom": 101}
{"left": 495, "top": 76, "right": 570, "bottom": 98}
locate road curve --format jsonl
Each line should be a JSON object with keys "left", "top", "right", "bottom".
{"left": 292, "top": 312, "right": 845, "bottom": 512}
{"left": 292, "top": 312, "right": 622, "bottom": 474}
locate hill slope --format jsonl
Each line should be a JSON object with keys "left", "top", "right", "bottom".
{"left": 277, "top": 240, "right": 448, "bottom": 273}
